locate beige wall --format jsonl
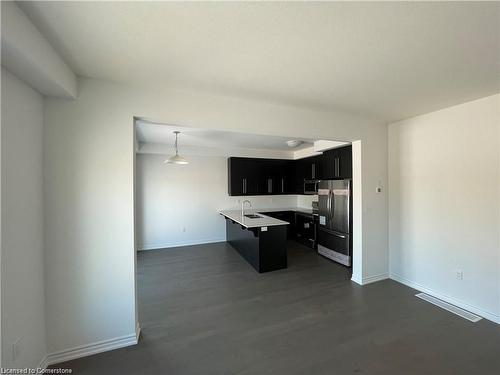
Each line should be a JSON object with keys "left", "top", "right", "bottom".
{"left": 388, "top": 94, "right": 500, "bottom": 322}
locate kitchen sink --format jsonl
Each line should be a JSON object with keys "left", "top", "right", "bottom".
{"left": 244, "top": 214, "right": 262, "bottom": 219}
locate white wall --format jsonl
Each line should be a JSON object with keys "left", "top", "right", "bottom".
{"left": 388, "top": 94, "right": 500, "bottom": 323}
{"left": 1, "top": 2, "right": 77, "bottom": 98}
{"left": 44, "top": 85, "right": 138, "bottom": 356}
{"left": 1, "top": 68, "right": 46, "bottom": 367}
{"left": 44, "top": 77, "right": 388, "bottom": 355}
{"left": 137, "top": 153, "right": 313, "bottom": 250}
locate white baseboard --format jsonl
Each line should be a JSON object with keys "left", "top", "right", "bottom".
{"left": 351, "top": 273, "right": 389, "bottom": 286}
{"left": 42, "top": 329, "right": 140, "bottom": 367}
{"left": 351, "top": 274, "right": 362, "bottom": 285}
{"left": 37, "top": 355, "right": 49, "bottom": 370}
{"left": 139, "top": 237, "right": 225, "bottom": 251}
{"left": 362, "top": 273, "right": 389, "bottom": 285}
{"left": 390, "top": 273, "right": 500, "bottom": 324}
{"left": 136, "top": 322, "right": 141, "bottom": 340}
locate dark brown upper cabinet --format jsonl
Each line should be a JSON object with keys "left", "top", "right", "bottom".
{"left": 321, "top": 145, "right": 352, "bottom": 179}
{"left": 227, "top": 145, "right": 352, "bottom": 196}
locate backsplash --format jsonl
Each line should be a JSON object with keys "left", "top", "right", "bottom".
{"left": 297, "top": 194, "right": 318, "bottom": 208}
{"left": 220, "top": 194, "right": 319, "bottom": 211}
{"left": 222, "top": 195, "right": 299, "bottom": 210}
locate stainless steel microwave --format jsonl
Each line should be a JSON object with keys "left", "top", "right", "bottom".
{"left": 303, "top": 180, "right": 319, "bottom": 195}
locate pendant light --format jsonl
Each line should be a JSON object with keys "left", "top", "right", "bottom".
{"left": 164, "top": 131, "right": 189, "bottom": 164}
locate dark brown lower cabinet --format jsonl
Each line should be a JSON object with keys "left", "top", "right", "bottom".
{"left": 264, "top": 211, "right": 295, "bottom": 239}
{"left": 225, "top": 218, "right": 287, "bottom": 273}
{"left": 294, "top": 213, "right": 318, "bottom": 249}
{"left": 265, "top": 211, "right": 317, "bottom": 250}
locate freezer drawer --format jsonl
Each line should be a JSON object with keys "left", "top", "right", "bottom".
{"left": 317, "top": 229, "right": 351, "bottom": 266}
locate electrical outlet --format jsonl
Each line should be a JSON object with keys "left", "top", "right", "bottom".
{"left": 456, "top": 270, "right": 463, "bottom": 280}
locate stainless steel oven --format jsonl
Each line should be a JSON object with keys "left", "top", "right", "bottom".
{"left": 303, "top": 180, "right": 318, "bottom": 195}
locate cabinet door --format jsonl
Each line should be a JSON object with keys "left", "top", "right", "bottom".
{"left": 321, "top": 149, "right": 336, "bottom": 180}
{"left": 228, "top": 157, "right": 260, "bottom": 195}
{"left": 272, "top": 160, "right": 283, "bottom": 194}
{"left": 301, "top": 156, "right": 322, "bottom": 180}
{"left": 245, "top": 159, "right": 261, "bottom": 195}
{"left": 228, "top": 158, "right": 244, "bottom": 195}
{"left": 312, "top": 155, "right": 323, "bottom": 180}
{"left": 270, "top": 160, "right": 294, "bottom": 195}
{"left": 337, "top": 146, "right": 352, "bottom": 179}
{"left": 259, "top": 159, "right": 276, "bottom": 194}
{"left": 281, "top": 160, "right": 297, "bottom": 194}
{"left": 320, "top": 146, "right": 352, "bottom": 179}
{"left": 294, "top": 213, "right": 317, "bottom": 248}
{"left": 304, "top": 158, "right": 314, "bottom": 180}
{"left": 300, "top": 157, "right": 312, "bottom": 180}
{"left": 294, "top": 159, "right": 306, "bottom": 193}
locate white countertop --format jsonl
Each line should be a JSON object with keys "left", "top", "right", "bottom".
{"left": 219, "top": 210, "right": 289, "bottom": 228}
{"left": 219, "top": 206, "right": 316, "bottom": 228}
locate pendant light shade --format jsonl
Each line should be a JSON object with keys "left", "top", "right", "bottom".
{"left": 164, "top": 131, "right": 189, "bottom": 164}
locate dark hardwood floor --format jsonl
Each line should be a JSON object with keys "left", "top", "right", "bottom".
{"left": 55, "top": 241, "right": 500, "bottom": 374}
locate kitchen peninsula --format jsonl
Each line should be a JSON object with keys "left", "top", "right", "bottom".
{"left": 219, "top": 210, "right": 289, "bottom": 273}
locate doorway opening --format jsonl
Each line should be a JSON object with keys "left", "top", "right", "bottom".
{"left": 132, "top": 118, "right": 363, "bottom": 330}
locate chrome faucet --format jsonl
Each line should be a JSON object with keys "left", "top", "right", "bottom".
{"left": 241, "top": 200, "right": 252, "bottom": 216}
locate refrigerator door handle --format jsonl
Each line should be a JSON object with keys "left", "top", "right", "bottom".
{"left": 346, "top": 181, "right": 350, "bottom": 233}
{"left": 319, "top": 227, "right": 349, "bottom": 238}
{"left": 326, "top": 190, "right": 330, "bottom": 223}
{"left": 329, "top": 189, "right": 334, "bottom": 226}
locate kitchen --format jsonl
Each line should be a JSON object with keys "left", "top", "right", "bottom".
{"left": 220, "top": 146, "right": 352, "bottom": 273}
{"left": 136, "top": 120, "right": 354, "bottom": 275}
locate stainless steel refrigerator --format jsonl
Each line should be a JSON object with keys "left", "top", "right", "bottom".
{"left": 317, "top": 179, "right": 352, "bottom": 266}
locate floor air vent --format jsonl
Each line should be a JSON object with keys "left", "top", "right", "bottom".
{"left": 415, "top": 293, "right": 482, "bottom": 322}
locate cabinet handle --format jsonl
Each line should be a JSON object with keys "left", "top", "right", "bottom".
{"left": 243, "top": 178, "right": 247, "bottom": 194}
{"left": 281, "top": 178, "right": 284, "bottom": 193}
{"left": 335, "top": 158, "right": 339, "bottom": 177}
{"left": 312, "top": 163, "right": 315, "bottom": 179}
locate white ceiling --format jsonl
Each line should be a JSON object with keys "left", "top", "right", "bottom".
{"left": 136, "top": 120, "right": 316, "bottom": 151}
{"left": 20, "top": 1, "right": 500, "bottom": 122}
